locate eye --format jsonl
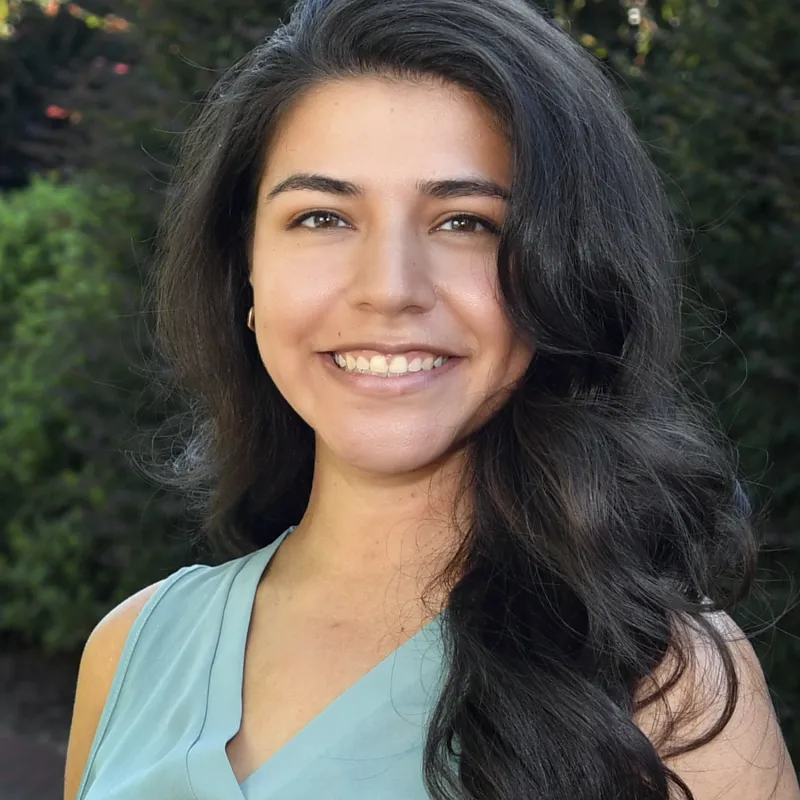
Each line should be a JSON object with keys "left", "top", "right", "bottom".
{"left": 289, "top": 211, "right": 351, "bottom": 230}
{"left": 437, "top": 214, "right": 500, "bottom": 235}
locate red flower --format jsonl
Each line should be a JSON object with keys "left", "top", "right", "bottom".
{"left": 113, "top": 63, "right": 130, "bottom": 75}
{"left": 46, "top": 105, "right": 70, "bottom": 120}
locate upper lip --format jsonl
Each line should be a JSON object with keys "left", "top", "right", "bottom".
{"left": 325, "top": 342, "right": 462, "bottom": 358}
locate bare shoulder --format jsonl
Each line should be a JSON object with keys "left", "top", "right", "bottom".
{"left": 63, "top": 580, "right": 165, "bottom": 800}
{"left": 634, "top": 607, "right": 800, "bottom": 800}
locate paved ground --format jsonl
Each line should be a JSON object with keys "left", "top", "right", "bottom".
{"left": 0, "top": 732, "right": 65, "bottom": 800}
{"left": 0, "top": 638, "right": 76, "bottom": 800}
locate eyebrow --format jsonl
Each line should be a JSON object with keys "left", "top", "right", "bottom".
{"left": 263, "top": 172, "right": 510, "bottom": 202}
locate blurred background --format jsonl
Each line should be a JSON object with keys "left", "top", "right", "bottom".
{"left": 0, "top": 0, "right": 797, "bottom": 796}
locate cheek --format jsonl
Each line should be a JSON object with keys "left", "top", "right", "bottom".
{"left": 449, "top": 258, "right": 513, "bottom": 351}
{"left": 252, "top": 242, "right": 340, "bottom": 344}
{"left": 461, "top": 268, "right": 533, "bottom": 379}
{"left": 257, "top": 298, "right": 322, "bottom": 391}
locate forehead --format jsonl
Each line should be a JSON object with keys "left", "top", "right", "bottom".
{"left": 261, "top": 76, "right": 511, "bottom": 191}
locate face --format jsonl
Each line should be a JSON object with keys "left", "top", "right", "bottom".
{"left": 250, "top": 76, "right": 533, "bottom": 477}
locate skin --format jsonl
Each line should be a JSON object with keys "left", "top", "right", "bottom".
{"left": 63, "top": 76, "right": 799, "bottom": 799}
{"left": 247, "top": 75, "right": 532, "bottom": 602}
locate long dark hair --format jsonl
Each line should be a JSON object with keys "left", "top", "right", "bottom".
{"left": 149, "top": 0, "right": 760, "bottom": 797}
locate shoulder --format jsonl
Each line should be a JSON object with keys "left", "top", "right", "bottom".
{"left": 633, "top": 608, "right": 800, "bottom": 800}
{"left": 70, "top": 562, "right": 213, "bottom": 722}
{"left": 64, "top": 547, "right": 266, "bottom": 797}
{"left": 64, "top": 558, "right": 222, "bottom": 799}
{"left": 64, "top": 579, "right": 168, "bottom": 799}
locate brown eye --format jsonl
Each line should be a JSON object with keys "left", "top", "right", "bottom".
{"left": 291, "top": 211, "right": 350, "bottom": 230}
{"left": 439, "top": 214, "right": 499, "bottom": 235}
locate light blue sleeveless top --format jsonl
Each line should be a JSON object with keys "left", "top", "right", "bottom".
{"left": 76, "top": 526, "right": 447, "bottom": 800}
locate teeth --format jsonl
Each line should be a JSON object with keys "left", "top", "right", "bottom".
{"left": 370, "top": 355, "right": 388, "bottom": 373}
{"left": 388, "top": 356, "right": 408, "bottom": 374}
{"left": 332, "top": 352, "right": 450, "bottom": 377}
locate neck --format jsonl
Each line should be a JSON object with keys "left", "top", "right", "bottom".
{"left": 273, "top": 440, "right": 467, "bottom": 609}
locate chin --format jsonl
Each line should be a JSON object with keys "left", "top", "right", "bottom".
{"left": 329, "top": 437, "right": 458, "bottom": 478}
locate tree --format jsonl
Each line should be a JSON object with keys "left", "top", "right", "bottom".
{"left": 0, "top": 0, "right": 135, "bottom": 189}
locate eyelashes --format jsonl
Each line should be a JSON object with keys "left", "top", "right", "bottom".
{"left": 288, "top": 210, "right": 349, "bottom": 230}
{"left": 438, "top": 215, "right": 501, "bottom": 235}
{"left": 286, "top": 210, "right": 501, "bottom": 236}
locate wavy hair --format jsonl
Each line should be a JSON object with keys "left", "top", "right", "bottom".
{"left": 149, "top": 0, "right": 760, "bottom": 797}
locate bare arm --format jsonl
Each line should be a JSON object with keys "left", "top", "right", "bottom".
{"left": 635, "top": 610, "right": 800, "bottom": 800}
{"left": 63, "top": 581, "right": 164, "bottom": 800}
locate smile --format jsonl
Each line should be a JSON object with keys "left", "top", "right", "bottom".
{"left": 320, "top": 352, "right": 461, "bottom": 395}
{"left": 331, "top": 352, "right": 450, "bottom": 377}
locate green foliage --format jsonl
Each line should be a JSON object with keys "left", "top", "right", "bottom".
{"left": 641, "top": 0, "right": 797, "bottom": 515}
{"left": 0, "top": 175, "right": 189, "bottom": 653}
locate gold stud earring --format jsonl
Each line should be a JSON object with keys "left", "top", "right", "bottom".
{"left": 247, "top": 307, "right": 256, "bottom": 332}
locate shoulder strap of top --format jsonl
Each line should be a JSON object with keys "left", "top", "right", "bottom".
{"left": 92, "top": 527, "right": 296, "bottom": 751}
{"left": 86, "top": 566, "right": 211, "bottom": 742}
{"left": 77, "top": 529, "right": 296, "bottom": 800}
{"left": 76, "top": 562, "right": 209, "bottom": 798}
{"left": 78, "top": 551, "right": 261, "bottom": 797}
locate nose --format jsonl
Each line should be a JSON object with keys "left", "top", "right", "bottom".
{"left": 346, "top": 223, "right": 437, "bottom": 316}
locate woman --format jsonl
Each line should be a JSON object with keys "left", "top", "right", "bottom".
{"left": 64, "top": 0, "right": 799, "bottom": 798}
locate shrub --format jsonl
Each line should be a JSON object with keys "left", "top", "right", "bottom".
{"left": 0, "top": 175, "right": 189, "bottom": 653}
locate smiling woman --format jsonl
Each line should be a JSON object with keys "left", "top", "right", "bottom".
{"left": 247, "top": 77, "right": 531, "bottom": 474}
{"left": 63, "top": 1, "right": 799, "bottom": 799}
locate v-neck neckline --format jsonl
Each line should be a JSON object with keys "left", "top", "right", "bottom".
{"left": 186, "top": 527, "right": 445, "bottom": 800}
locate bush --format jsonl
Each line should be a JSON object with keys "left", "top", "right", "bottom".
{"left": 0, "top": 175, "right": 189, "bottom": 653}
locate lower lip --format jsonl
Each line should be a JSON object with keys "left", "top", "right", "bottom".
{"left": 318, "top": 353, "right": 462, "bottom": 396}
